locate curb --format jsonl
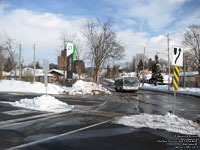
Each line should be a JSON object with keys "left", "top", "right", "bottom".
{"left": 139, "top": 88, "right": 200, "bottom": 98}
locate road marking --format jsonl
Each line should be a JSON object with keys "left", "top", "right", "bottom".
{"left": 0, "top": 101, "right": 11, "bottom": 104}
{"left": 0, "top": 112, "right": 57, "bottom": 128}
{"left": 4, "top": 119, "right": 112, "bottom": 150}
{"left": 2, "top": 109, "right": 36, "bottom": 116}
{"left": 95, "top": 101, "right": 107, "bottom": 111}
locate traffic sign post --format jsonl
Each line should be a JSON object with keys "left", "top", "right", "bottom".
{"left": 66, "top": 43, "right": 76, "bottom": 87}
{"left": 172, "top": 65, "right": 179, "bottom": 114}
{"left": 171, "top": 47, "right": 183, "bottom": 114}
{"left": 43, "top": 59, "right": 49, "bottom": 94}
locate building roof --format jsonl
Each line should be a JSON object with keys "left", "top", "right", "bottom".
{"left": 3, "top": 68, "right": 53, "bottom": 77}
{"left": 48, "top": 69, "right": 64, "bottom": 76}
{"left": 178, "top": 71, "right": 199, "bottom": 77}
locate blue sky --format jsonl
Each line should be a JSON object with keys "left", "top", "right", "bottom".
{"left": 0, "top": 0, "right": 200, "bottom": 65}
{"left": 7, "top": 0, "right": 200, "bottom": 35}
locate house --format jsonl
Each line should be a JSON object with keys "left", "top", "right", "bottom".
{"left": 179, "top": 71, "right": 200, "bottom": 87}
{"left": 2, "top": 68, "right": 54, "bottom": 83}
{"left": 48, "top": 69, "right": 64, "bottom": 83}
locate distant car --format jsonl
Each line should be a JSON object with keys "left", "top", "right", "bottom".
{"left": 102, "top": 78, "right": 115, "bottom": 87}
{"left": 108, "top": 82, "right": 114, "bottom": 87}
{"left": 114, "top": 76, "right": 139, "bottom": 92}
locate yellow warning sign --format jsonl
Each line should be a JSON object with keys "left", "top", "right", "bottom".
{"left": 173, "top": 66, "right": 179, "bottom": 91}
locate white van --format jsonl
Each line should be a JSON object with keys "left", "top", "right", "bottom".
{"left": 114, "top": 76, "right": 139, "bottom": 92}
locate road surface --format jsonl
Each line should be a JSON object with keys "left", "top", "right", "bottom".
{"left": 0, "top": 90, "right": 199, "bottom": 150}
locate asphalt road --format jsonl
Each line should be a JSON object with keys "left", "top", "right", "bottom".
{"left": 0, "top": 90, "right": 199, "bottom": 150}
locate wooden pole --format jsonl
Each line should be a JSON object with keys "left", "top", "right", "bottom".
{"left": 168, "top": 34, "right": 171, "bottom": 90}
{"left": 142, "top": 47, "right": 145, "bottom": 86}
{"left": 19, "top": 44, "right": 22, "bottom": 80}
{"left": 33, "top": 44, "right": 36, "bottom": 82}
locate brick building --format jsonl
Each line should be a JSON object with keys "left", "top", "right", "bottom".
{"left": 58, "top": 49, "right": 67, "bottom": 70}
{"left": 73, "top": 60, "right": 85, "bottom": 74}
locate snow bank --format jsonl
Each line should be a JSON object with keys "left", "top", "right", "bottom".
{"left": 115, "top": 113, "right": 200, "bottom": 136}
{"left": 9, "top": 95, "right": 74, "bottom": 113}
{"left": 140, "top": 83, "right": 168, "bottom": 91}
{"left": 140, "top": 83, "right": 200, "bottom": 97}
{"left": 63, "top": 80, "right": 111, "bottom": 95}
{"left": 0, "top": 80, "right": 111, "bottom": 95}
{"left": 0, "top": 80, "right": 64, "bottom": 94}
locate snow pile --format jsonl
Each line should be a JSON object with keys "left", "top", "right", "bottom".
{"left": 0, "top": 80, "right": 64, "bottom": 94}
{"left": 140, "top": 83, "right": 200, "bottom": 97}
{"left": 64, "top": 80, "right": 111, "bottom": 95}
{"left": 177, "top": 87, "right": 200, "bottom": 96}
{"left": 9, "top": 95, "right": 74, "bottom": 113}
{"left": 115, "top": 113, "right": 200, "bottom": 136}
{"left": 141, "top": 83, "right": 168, "bottom": 91}
{"left": 0, "top": 80, "right": 111, "bottom": 95}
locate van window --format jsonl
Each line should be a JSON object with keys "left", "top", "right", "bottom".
{"left": 124, "top": 78, "right": 138, "bottom": 86}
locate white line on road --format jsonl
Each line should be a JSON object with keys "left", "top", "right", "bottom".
{"left": 2, "top": 109, "right": 36, "bottom": 116}
{"left": 0, "top": 107, "right": 119, "bottom": 129}
{"left": 95, "top": 101, "right": 107, "bottom": 111}
{"left": 4, "top": 119, "right": 112, "bottom": 150}
{"left": 0, "top": 112, "right": 63, "bottom": 128}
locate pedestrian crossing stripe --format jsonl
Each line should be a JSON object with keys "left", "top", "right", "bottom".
{"left": 173, "top": 66, "right": 179, "bottom": 91}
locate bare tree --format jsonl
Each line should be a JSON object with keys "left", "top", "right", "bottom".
{"left": 0, "top": 33, "right": 17, "bottom": 75}
{"left": 74, "top": 40, "right": 83, "bottom": 79}
{"left": 0, "top": 45, "right": 5, "bottom": 78}
{"left": 132, "top": 53, "right": 148, "bottom": 78}
{"left": 83, "top": 18, "right": 125, "bottom": 83}
{"left": 184, "top": 50, "right": 197, "bottom": 71}
{"left": 183, "top": 25, "right": 200, "bottom": 74}
{"left": 59, "top": 31, "right": 76, "bottom": 50}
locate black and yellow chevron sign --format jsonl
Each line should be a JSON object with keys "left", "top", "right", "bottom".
{"left": 173, "top": 66, "right": 179, "bottom": 91}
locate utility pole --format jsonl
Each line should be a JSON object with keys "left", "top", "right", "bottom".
{"left": 167, "top": 34, "right": 171, "bottom": 90}
{"left": 0, "top": 47, "right": 4, "bottom": 75}
{"left": 183, "top": 53, "right": 186, "bottom": 88}
{"left": 142, "top": 47, "right": 145, "bottom": 86}
{"left": 19, "top": 44, "right": 22, "bottom": 80}
{"left": 33, "top": 44, "right": 36, "bottom": 82}
{"left": 0, "top": 53, "right": 3, "bottom": 79}
{"left": 1, "top": 57, "right": 4, "bottom": 74}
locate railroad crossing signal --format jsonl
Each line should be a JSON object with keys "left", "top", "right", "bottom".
{"left": 172, "top": 47, "right": 183, "bottom": 67}
{"left": 173, "top": 66, "right": 179, "bottom": 91}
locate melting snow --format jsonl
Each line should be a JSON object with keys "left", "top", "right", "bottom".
{"left": 9, "top": 95, "right": 74, "bottom": 113}
{"left": 115, "top": 113, "right": 200, "bottom": 137}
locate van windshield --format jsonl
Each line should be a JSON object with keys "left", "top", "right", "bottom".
{"left": 124, "top": 78, "right": 138, "bottom": 87}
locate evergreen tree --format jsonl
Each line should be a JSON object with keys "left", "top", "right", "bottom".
{"left": 144, "top": 61, "right": 147, "bottom": 69}
{"left": 148, "top": 58, "right": 153, "bottom": 70}
{"left": 137, "top": 59, "right": 143, "bottom": 71}
{"left": 4, "top": 57, "right": 12, "bottom": 72}
{"left": 36, "top": 61, "right": 42, "bottom": 69}
{"left": 150, "top": 55, "right": 163, "bottom": 84}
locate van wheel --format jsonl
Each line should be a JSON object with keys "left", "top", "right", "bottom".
{"left": 120, "top": 87, "right": 124, "bottom": 92}
{"left": 116, "top": 86, "right": 120, "bottom": 92}
{"left": 115, "top": 87, "right": 118, "bottom": 92}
